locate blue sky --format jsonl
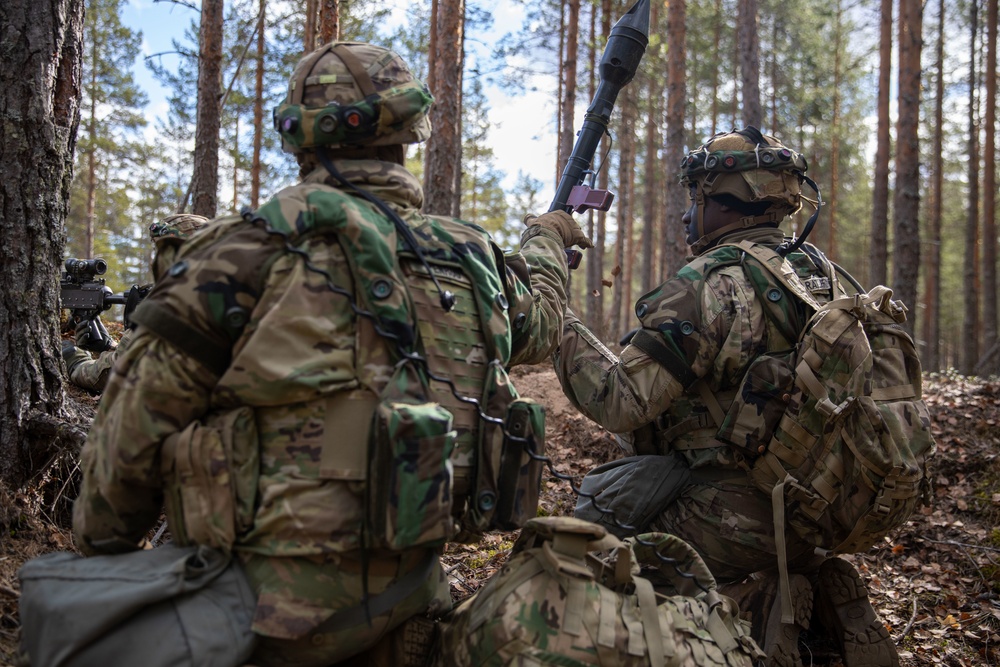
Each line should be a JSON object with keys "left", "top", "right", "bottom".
{"left": 119, "top": 0, "right": 561, "bottom": 206}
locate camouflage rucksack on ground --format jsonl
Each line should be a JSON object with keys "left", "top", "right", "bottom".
{"left": 436, "top": 517, "right": 763, "bottom": 667}
{"left": 713, "top": 241, "right": 934, "bottom": 604}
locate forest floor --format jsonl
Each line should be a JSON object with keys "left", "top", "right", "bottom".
{"left": 1, "top": 364, "right": 999, "bottom": 666}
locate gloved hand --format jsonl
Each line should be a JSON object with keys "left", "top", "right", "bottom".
{"left": 61, "top": 341, "right": 90, "bottom": 374}
{"left": 523, "top": 210, "right": 594, "bottom": 249}
{"left": 75, "top": 318, "right": 114, "bottom": 353}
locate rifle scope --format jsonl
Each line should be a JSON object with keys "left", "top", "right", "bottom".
{"left": 64, "top": 258, "right": 108, "bottom": 279}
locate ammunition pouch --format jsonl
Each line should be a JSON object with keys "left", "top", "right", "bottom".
{"left": 366, "top": 390, "right": 457, "bottom": 550}
{"left": 161, "top": 406, "right": 260, "bottom": 552}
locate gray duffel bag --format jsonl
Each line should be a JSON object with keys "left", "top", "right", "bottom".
{"left": 17, "top": 543, "right": 256, "bottom": 667}
{"left": 574, "top": 451, "right": 691, "bottom": 536}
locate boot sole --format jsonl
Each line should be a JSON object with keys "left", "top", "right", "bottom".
{"left": 762, "top": 574, "right": 813, "bottom": 667}
{"left": 816, "top": 559, "right": 899, "bottom": 667}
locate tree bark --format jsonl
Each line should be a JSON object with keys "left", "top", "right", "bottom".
{"left": 84, "top": 25, "right": 98, "bottom": 258}
{"left": 981, "top": 0, "right": 998, "bottom": 356}
{"left": 923, "top": 0, "right": 945, "bottom": 372}
{"left": 892, "top": 0, "right": 922, "bottom": 338}
{"left": 0, "top": 0, "right": 84, "bottom": 489}
{"left": 423, "top": 0, "right": 464, "bottom": 217}
{"left": 640, "top": 0, "right": 660, "bottom": 294}
{"left": 663, "top": 0, "right": 688, "bottom": 280}
{"left": 585, "top": 0, "right": 604, "bottom": 334}
{"left": 870, "top": 0, "right": 892, "bottom": 287}
{"left": 558, "top": 0, "right": 580, "bottom": 189}
{"left": 319, "top": 0, "right": 339, "bottom": 44}
{"left": 710, "top": 0, "right": 722, "bottom": 136}
{"left": 304, "top": 0, "right": 318, "bottom": 53}
{"left": 251, "top": 0, "right": 265, "bottom": 210}
{"left": 828, "top": 0, "right": 843, "bottom": 262}
{"left": 614, "top": 88, "right": 637, "bottom": 339}
{"left": 191, "top": 0, "right": 224, "bottom": 219}
{"left": 962, "top": 0, "right": 980, "bottom": 373}
{"left": 737, "top": 0, "right": 762, "bottom": 127}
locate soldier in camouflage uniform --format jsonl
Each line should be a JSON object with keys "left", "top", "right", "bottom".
{"left": 72, "top": 42, "right": 584, "bottom": 667}
{"left": 61, "top": 213, "right": 208, "bottom": 393}
{"left": 555, "top": 128, "right": 899, "bottom": 667}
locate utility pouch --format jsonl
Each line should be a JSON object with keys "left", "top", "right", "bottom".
{"left": 367, "top": 399, "right": 457, "bottom": 550}
{"left": 162, "top": 406, "right": 260, "bottom": 551}
{"left": 492, "top": 398, "right": 546, "bottom": 530}
{"left": 716, "top": 353, "right": 794, "bottom": 460}
{"left": 464, "top": 364, "right": 518, "bottom": 534}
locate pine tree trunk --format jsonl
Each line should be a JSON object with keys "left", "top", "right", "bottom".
{"left": 585, "top": 0, "right": 604, "bottom": 334}
{"left": 556, "top": 0, "right": 565, "bottom": 187}
{"left": 558, "top": 0, "right": 580, "bottom": 188}
{"left": 870, "top": 0, "right": 892, "bottom": 287}
{"left": 84, "top": 26, "right": 98, "bottom": 258}
{"left": 191, "top": 0, "right": 224, "bottom": 218}
{"left": 710, "top": 0, "right": 722, "bottom": 136}
{"left": 232, "top": 116, "right": 239, "bottom": 212}
{"left": 319, "top": 0, "right": 339, "bottom": 44}
{"left": 640, "top": 0, "right": 660, "bottom": 294}
{"left": 828, "top": 0, "right": 842, "bottom": 262}
{"left": 923, "top": 0, "right": 945, "bottom": 372}
{"left": 423, "top": 0, "right": 464, "bottom": 217}
{"left": 304, "top": 0, "right": 317, "bottom": 52}
{"left": 615, "top": 90, "right": 637, "bottom": 339}
{"left": 737, "top": 0, "right": 762, "bottom": 127}
{"left": 251, "top": 0, "right": 265, "bottom": 210}
{"left": 663, "top": 0, "right": 688, "bottom": 280}
{"left": 893, "top": 0, "right": 922, "bottom": 338}
{"left": 962, "top": 0, "right": 980, "bottom": 373}
{"left": 0, "top": 0, "right": 84, "bottom": 490}
{"left": 427, "top": 0, "right": 439, "bottom": 95}
{"left": 981, "top": 0, "right": 998, "bottom": 356}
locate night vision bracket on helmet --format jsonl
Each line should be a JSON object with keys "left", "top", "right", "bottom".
{"left": 678, "top": 127, "right": 822, "bottom": 255}
{"left": 273, "top": 81, "right": 433, "bottom": 151}
{"left": 273, "top": 42, "right": 433, "bottom": 153}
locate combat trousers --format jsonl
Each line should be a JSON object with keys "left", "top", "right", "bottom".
{"left": 241, "top": 547, "right": 451, "bottom": 667}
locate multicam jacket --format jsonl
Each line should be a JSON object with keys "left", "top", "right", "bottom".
{"left": 554, "top": 227, "right": 841, "bottom": 471}
{"left": 73, "top": 159, "right": 568, "bottom": 559}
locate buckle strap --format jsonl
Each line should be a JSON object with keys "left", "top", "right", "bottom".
{"left": 314, "top": 549, "right": 438, "bottom": 631}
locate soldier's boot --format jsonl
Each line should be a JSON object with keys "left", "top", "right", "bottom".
{"left": 721, "top": 572, "right": 813, "bottom": 667}
{"left": 814, "top": 557, "right": 899, "bottom": 667}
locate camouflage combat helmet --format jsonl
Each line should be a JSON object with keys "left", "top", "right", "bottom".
{"left": 272, "top": 41, "right": 433, "bottom": 154}
{"left": 148, "top": 214, "right": 209, "bottom": 245}
{"left": 679, "top": 127, "right": 809, "bottom": 254}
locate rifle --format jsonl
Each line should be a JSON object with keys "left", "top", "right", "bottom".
{"left": 550, "top": 0, "right": 651, "bottom": 270}
{"left": 60, "top": 258, "right": 149, "bottom": 352}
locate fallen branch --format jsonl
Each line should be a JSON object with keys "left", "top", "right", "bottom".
{"left": 917, "top": 537, "right": 1000, "bottom": 554}
{"left": 896, "top": 592, "right": 918, "bottom": 643}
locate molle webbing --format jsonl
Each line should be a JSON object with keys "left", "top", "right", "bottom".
{"left": 402, "top": 258, "right": 488, "bottom": 449}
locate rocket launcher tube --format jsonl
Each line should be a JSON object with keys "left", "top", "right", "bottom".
{"left": 550, "top": 0, "right": 651, "bottom": 217}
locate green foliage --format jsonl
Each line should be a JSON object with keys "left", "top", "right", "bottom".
{"left": 461, "top": 79, "right": 512, "bottom": 242}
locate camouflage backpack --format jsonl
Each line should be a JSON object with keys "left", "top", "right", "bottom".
{"left": 150, "top": 182, "right": 546, "bottom": 556}
{"left": 713, "top": 241, "right": 935, "bottom": 581}
{"left": 437, "top": 517, "right": 763, "bottom": 667}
